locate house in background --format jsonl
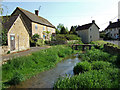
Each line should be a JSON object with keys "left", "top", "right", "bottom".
{"left": 105, "top": 19, "right": 120, "bottom": 39}
{"left": 76, "top": 20, "right": 100, "bottom": 43}
{"left": 2, "top": 7, "right": 55, "bottom": 52}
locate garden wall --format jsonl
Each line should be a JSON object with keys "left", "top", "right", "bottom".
{"left": 104, "top": 44, "right": 120, "bottom": 54}
{"left": 1, "top": 46, "right": 8, "bottom": 55}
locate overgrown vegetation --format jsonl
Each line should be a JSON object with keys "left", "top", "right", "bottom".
{"left": 91, "top": 40, "right": 119, "bottom": 49}
{"left": 54, "top": 48, "right": 120, "bottom": 88}
{"left": 30, "top": 34, "right": 44, "bottom": 47}
{"left": 52, "top": 34, "right": 81, "bottom": 41}
{"left": 2, "top": 45, "right": 77, "bottom": 88}
{"left": 47, "top": 34, "right": 82, "bottom": 45}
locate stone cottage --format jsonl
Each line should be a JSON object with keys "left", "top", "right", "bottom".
{"left": 2, "top": 7, "right": 56, "bottom": 52}
{"left": 105, "top": 19, "right": 120, "bottom": 39}
{"left": 76, "top": 20, "right": 100, "bottom": 43}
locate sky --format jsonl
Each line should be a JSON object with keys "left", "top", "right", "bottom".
{"left": 1, "top": 0, "right": 120, "bottom": 31}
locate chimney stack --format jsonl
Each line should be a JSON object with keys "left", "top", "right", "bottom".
{"left": 92, "top": 20, "right": 95, "bottom": 23}
{"left": 109, "top": 21, "right": 112, "bottom": 25}
{"left": 117, "top": 19, "right": 120, "bottom": 22}
{"left": 35, "top": 10, "right": 39, "bottom": 16}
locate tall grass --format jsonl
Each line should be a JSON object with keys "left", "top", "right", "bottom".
{"left": 54, "top": 48, "right": 120, "bottom": 88}
{"left": 54, "top": 68, "right": 120, "bottom": 88}
{"left": 2, "top": 45, "right": 77, "bottom": 87}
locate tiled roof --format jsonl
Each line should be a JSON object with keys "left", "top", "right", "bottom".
{"left": 76, "top": 23, "right": 93, "bottom": 31}
{"left": 1, "top": 15, "right": 18, "bottom": 31}
{"left": 76, "top": 21, "right": 100, "bottom": 31}
{"left": 105, "top": 21, "right": 120, "bottom": 30}
{"left": 1, "top": 15, "right": 30, "bottom": 34}
{"left": 16, "top": 7, "right": 55, "bottom": 28}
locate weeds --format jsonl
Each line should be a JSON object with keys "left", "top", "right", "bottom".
{"left": 2, "top": 45, "right": 76, "bottom": 87}
{"left": 54, "top": 48, "right": 120, "bottom": 88}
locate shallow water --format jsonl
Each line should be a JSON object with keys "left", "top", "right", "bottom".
{"left": 12, "top": 54, "right": 81, "bottom": 88}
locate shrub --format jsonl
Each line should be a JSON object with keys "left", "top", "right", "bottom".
{"left": 36, "top": 39, "right": 44, "bottom": 46}
{"left": 7, "top": 51, "right": 10, "bottom": 54}
{"left": 54, "top": 69, "right": 120, "bottom": 88}
{"left": 65, "top": 34, "right": 80, "bottom": 40}
{"left": 73, "top": 61, "right": 91, "bottom": 74}
{"left": 32, "top": 34, "right": 39, "bottom": 39}
{"left": 30, "top": 37, "right": 36, "bottom": 47}
{"left": 8, "top": 71, "right": 24, "bottom": 85}
{"left": 91, "top": 61, "right": 112, "bottom": 70}
{"left": 81, "top": 49, "right": 116, "bottom": 63}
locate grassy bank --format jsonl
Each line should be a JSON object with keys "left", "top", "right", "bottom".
{"left": 54, "top": 48, "right": 120, "bottom": 88}
{"left": 2, "top": 45, "right": 78, "bottom": 88}
{"left": 91, "top": 40, "right": 120, "bottom": 49}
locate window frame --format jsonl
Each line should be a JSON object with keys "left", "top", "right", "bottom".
{"left": 35, "top": 24, "right": 38, "bottom": 30}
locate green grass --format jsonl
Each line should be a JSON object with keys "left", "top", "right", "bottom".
{"left": 2, "top": 45, "right": 78, "bottom": 88}
{"left": 54, "top": 48, "right": 120, "bottom": 88}
{"left": 54, "top": 68, "right": 120, "bottom": 88}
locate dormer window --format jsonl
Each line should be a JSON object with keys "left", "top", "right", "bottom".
{"left": 90, "top": 28, "right": 91, "bottom": 31}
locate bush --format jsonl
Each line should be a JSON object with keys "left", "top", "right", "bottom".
{"left": 32, "top": 34, "right": 39, "bottom": 39}
{"left": 73, "top": 61, "right": 91, "bottom": 74}
{"left": 81, "top": 49, "right": 116, "bottom": 63}
{"left": 54, "top": 69, "right": 120, "bottom": 88}
{"left": 30, "top": 37, "right": 36, "bottom": 47}
{"left": 91, "top": 61, "right": 112, "bottom": 70}
{"left": 8, "top": 71, "right": 24, "bottom": 85}
{"left": 36, "top": 39, "right": 44, "bottom": 46}
{"left": 7, "top": 51, "right": 10, "bottom": 54}
{"left": 65, "top": 34, "right": 80, "bottom": 40}
{"left": 54, "top": 34, "right": 81, "bottom": 41}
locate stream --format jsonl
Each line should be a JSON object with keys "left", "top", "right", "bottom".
{"left": 11, "top": 54, "right": 81, "bottom": 88}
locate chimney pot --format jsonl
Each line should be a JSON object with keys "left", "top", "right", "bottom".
{"left": 35, "top": 10, "right": 39, "bottom": 16}
{"left": 109, "top": 21, "right": 112, "bottom": 24}
{"left": 92, "top": 20, "right": 95, "bottom": 23}
{"left": 117, "top": 19, "right": 120, "bottom": 22}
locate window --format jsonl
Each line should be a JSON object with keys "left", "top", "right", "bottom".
{"left": 48, "top": 27, "right": 50, "bottom": 31}
{"left": 90, "top": 28, "right": 91, "bottom": 31}
{"left": 43, "top": 35, "right": 46, "bottom": 39}
{"left": 51, "top": 29, "right": 52, "bottom": 34}
{"left": 43, "top": 26, "right": 45, "bottom": 31}
{"left": 35, "top": 24, "right": 38, "bottom": 30}
{"left": 90, "top": 36, "right": 92, "bottom": 38}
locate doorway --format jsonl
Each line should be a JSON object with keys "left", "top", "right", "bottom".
{"left": 10, "top": 35, "right": 15, "bottom": 51}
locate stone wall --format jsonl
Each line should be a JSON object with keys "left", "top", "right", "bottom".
{"left": 76, "top": 29, "right": 89, "bottom": 43}
{"left": 8, "top": 15, "right": 30, "bottom": 51}
{"left": 32, "top": 22, "right": 55, "bottom": 39}
{"left": 89, "top": 24, "right": 99, "bottom": 42}
{"left": 104, "top": 44, "right": 120, "bottom": 54}
{"left": 0, "top": 46, "right": 8, "bottom": 55}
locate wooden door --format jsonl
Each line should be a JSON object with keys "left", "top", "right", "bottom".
{"left": 10, "top": 35, "right": 15, "bottom": 51}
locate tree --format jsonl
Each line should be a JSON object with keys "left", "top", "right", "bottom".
{"left": 0, "top": 5, "right": 9, "bottom": 46}
{"left": 57, "top": 23, "right": 64, "bottom": 31}
{"left": 60, "top": 27, "right": 67, "bottom": 34}
{"left": 69, "top": 26, "right": 77, "bottom": 35}
{"left": 56, "top": 29, "right": 60, "bottom": 34}
{"left": 2, "top": 29, "right": 8, "bottom": 45}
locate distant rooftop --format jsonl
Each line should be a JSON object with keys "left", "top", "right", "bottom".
{"left": 76, "top": 20, "right": 100, "bottom": 31}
